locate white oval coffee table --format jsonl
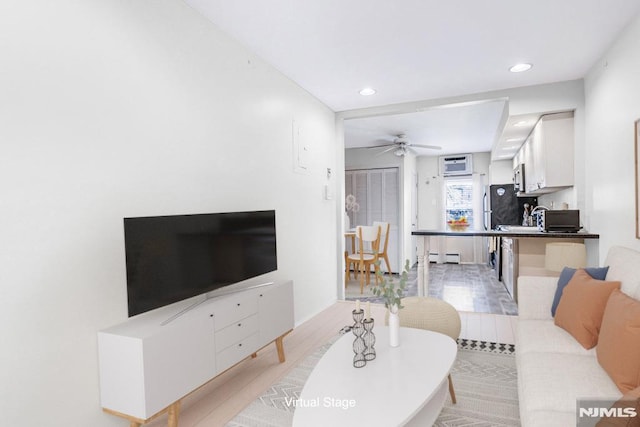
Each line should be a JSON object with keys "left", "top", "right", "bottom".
{"left": 292, "top": 326, "right": 457, "bottom": 427}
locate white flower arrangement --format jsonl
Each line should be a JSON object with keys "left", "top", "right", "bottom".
{"left": 345, "top": 194, "right": 360, "bottom": 213}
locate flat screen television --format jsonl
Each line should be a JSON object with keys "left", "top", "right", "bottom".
{"left": 124, "top": 210, "right": 277, "bottom": 317}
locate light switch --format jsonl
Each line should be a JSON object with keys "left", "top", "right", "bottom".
{"left": 324, "top": 185, "right": 333, "bottom": 200}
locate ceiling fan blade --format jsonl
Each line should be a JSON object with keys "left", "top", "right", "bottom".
{"left": 365, "top": 143, "right": 396, "bottom": 149}
{"left": 375, "top": 146, "right": 398, "bottom": 156}
{"left": 411, "top": 144, "right": 442, "bottom": 150}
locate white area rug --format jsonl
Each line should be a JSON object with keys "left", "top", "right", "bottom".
{"left": 227, "top": 335, "right": 520, "bottom": 426}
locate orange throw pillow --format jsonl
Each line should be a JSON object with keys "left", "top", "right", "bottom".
{"left": 597, "top": 289, "right": 640, "bottom": 393}
{"left": 554, "top": 269, "right": 621, "bottom": 349}
{"left": 596, "top": 385, "right": 640, "bottom": 427}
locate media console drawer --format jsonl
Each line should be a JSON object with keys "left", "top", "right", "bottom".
{"left": 213, "top": 294, "right": 258, "bottom": 331}
{"left": 216, "top": 332, "right": 260, "bottom": 373}
{"left": 215, "top": 313, "right": 259, "bottom": 350}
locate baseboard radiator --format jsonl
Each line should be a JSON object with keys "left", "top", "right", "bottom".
{"left": 428, "top": 252, "right": 461, "bottom": 264}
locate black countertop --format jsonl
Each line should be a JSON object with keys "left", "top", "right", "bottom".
{"left": 411, "top": 229, "right": 600, "bottom": 239}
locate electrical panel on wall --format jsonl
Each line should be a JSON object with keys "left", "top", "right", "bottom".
{"left": 292, "top": 119, "right": 310, "bottom": 174}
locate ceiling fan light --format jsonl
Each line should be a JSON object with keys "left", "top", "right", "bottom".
{"left": 394, "top": 147, "right": 406, "bottom": 157}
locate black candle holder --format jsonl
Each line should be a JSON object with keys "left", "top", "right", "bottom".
{"left": 363, "top": 318, "right": 376, "bottom": 361}
{"left": 352, "top": 309, "right": 366, "bottom": 368}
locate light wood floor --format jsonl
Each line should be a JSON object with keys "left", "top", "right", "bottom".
{"left": 144, "top": 301, "right": 516, "bottom": 427}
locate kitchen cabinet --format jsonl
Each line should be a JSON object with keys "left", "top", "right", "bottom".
{"left": 522, "top": 137, "right": 536, "bottom": 193}
{"left": 515, "top": 111, "right": 574, "bottom": 195}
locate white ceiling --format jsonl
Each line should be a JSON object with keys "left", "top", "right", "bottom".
{"left": 344, "top": 100, "right": 508, "bottom": 157}
{"left": 185, "top": 0, "right": 640, "bottom": 157}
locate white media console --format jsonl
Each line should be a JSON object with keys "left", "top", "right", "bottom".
{"left": 97, "top": 280, "right": 294, "bottom": 427}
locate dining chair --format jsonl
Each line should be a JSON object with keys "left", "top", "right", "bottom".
{"left": 344, "top": 250, "right": 358, "bottom": 282}
{"left": 345, "top": 225, "right": 381, "bottom": 293}
{"left": 344, "top": 229, "right": 358, "bottom": 282}
{"left": 371, "top": 221, "right": 391, "bottom": 274}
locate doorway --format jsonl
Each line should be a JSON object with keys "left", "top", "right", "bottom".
{"left": 345, "top": 167, "right": 400, "bottom": 273}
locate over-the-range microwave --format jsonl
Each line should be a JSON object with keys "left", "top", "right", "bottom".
{"left": 513, "top": 164, "right": 525, "bottom": 192}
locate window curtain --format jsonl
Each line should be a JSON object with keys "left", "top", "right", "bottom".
{"left": 472, "top": 172, "right": 487, "bottom": 263}
{"left": 472, "top": 173, "right": 486, "bottom": 231}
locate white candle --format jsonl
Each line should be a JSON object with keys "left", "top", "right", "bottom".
{"left": 356, "top": 299, "right": 361, "bottom": 312}
{"left": 366, "top": 301, "right": 371, "bottom": 319}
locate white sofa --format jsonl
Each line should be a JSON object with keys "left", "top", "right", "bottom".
{"left": 516, "top": 245, "right": 640, "bottom": 427}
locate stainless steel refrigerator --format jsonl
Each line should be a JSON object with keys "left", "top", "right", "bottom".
{"left": 483, "top": 184, "right": 537, "bottom": 280}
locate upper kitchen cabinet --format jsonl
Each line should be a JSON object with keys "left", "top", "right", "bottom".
{"left": 514, "top": 111, "right": 574, "bottom": 195}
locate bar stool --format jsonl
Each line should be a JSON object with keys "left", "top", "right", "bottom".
{"left": 545, "top": 242, "right": 587, "bottom": 273}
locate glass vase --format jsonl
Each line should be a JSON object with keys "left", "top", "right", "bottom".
{"left": 388, "top": 305, "right": 400, "bottom": 347}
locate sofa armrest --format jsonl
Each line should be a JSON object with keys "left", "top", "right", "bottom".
{"left": 517, "top": 276, "right": 558, "bottom": 320}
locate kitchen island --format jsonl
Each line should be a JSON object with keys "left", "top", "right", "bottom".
{"left": 411, "top": 228, "right": 600, "bottom": 297}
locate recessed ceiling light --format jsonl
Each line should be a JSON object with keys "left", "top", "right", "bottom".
{"left": 509, "top": 63, "right": 532, "bottom": 73}
{"left": 513, "top": 121, "right": 530, "bottom": 127}
{"left": 359, "top": 87, "right": 376, "bottom": 96}
{"left": 506, "top": 138, "right": 523, "bottom": 143}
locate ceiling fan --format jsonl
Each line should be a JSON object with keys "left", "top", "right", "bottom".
{"left": 368, "top": 134, "right": 442, "bottom": 157}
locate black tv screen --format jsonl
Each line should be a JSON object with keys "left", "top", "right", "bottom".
{"left": 124, "top": 210, "right": 277, "bottom": 317}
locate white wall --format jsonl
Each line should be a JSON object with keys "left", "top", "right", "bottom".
{"left": 0, "top": 1, "right": 337, "bottom": 426}
{"left": 416, "top": 156, "right": 442, "bottom": 229}
{"left": 403, "top": 153, "right": 418, "bottom": 266}
{"left": 489, "top": 159, "right": 515, "bottom": 185}
{"left": 345, "top": 146, "right": 405, "bottom": 169}
{"left": 584, "top": 13, "right": 640, "bottom": 257}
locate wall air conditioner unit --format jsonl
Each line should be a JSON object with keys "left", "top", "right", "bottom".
{"left": 440, "top": 154, "right": 473, "bottom": 176}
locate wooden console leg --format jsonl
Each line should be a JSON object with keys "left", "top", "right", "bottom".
{"left": 275, "top": 335, "right": 286, "bottom": 363}
{"left": 167, "top": 401, "right": 180, "bottom": 427}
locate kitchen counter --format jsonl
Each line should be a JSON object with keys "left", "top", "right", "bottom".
{"left": 411, "top": 229, "right": 600, "bottom": 239}
{"left": 412, "top": 228, "right": 600, "bottom": 297}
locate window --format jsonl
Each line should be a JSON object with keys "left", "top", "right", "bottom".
{"left": 445, "top": 177, "right": 474, "bottom": 228}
